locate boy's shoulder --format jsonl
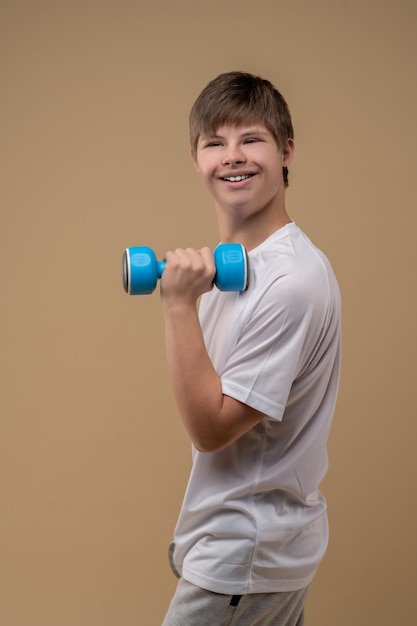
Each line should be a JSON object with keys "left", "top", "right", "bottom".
{"left": 247, "top": 223, "right": 338, "bottom": 304}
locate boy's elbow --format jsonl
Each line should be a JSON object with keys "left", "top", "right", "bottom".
{"left": 190, "top": 429, "right": 234, "bottom": 453}
{"left": 193, "top": 440, "right": 227, "bottom": 453}
{"left": 187, "top": 399, "right": 261, "bottom": 452}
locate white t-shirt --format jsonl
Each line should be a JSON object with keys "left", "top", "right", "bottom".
{"left": 171, "top": 223, "right": 341, "bottom": 594}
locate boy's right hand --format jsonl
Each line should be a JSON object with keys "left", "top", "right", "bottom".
{"left": 160, "top": 247, "right": 216, "bottom": 305}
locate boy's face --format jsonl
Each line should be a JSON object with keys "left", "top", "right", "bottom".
{"left": 192, "top": 123, "right": 294, "bottom": 219}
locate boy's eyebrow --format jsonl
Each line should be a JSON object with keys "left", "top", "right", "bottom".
{"left": 240, "top": 129, "right": 270, "bottom": 137}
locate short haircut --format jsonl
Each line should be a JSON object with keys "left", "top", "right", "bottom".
{"left": 189, "top": 71, "right": 294, "bottom": 187}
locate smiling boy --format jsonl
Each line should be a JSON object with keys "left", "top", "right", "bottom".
{"left": 160, "top": 72, "right": 341, "bottom": 626}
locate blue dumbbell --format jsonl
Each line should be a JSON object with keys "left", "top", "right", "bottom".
{"left": 122, "top": 243, "right": 248, "bottom": 295}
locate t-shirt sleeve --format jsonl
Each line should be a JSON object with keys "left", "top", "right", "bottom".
{"left": 219, "top": 271, "right": 323, "bottom": 421}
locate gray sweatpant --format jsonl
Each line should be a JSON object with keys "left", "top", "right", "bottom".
{"left": 162, "top": 578, "right": 309, "bottom": 626}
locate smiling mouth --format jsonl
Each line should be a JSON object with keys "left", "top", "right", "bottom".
{"left": 221, "top": 174, "right": 255, "bottom": 182}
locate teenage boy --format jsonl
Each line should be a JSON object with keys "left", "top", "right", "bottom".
{"left": 160, "top": 71, "right": 341, "bottom": 626}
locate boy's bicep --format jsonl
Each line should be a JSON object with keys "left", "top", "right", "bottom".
{"left": 219, "top": 395, "right": 265, "bottom": 441}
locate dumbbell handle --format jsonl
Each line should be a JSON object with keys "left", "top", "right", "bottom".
{"left": 153, "top": 259, "right": 166, "bottom": 279}
{"left": 123, "top": 244, "right": 248, "bottom": 295}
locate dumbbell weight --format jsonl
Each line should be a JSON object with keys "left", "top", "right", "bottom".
{"left": 122, "top": 243, "right": 248, "bottom": 295}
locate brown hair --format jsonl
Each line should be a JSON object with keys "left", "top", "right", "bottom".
{"left": 189, "top": 71, "right": 294, "bottom": 186}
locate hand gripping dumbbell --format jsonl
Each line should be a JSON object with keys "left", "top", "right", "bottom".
{"left": 122, "top": 243, "right": 248, "bottom": 295}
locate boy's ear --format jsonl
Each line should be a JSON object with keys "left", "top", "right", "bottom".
{"left": 282, "top": 138, "right": 295, "bottom": 167}
{"left": 190, "top": 146, "right": 200, "bottom": 172}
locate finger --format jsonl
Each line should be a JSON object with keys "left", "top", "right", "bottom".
{"left": 197, "top": 247, "right": 215, "bottom": 270}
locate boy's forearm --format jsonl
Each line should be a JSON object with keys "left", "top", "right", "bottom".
{"left": 162, "top": 300, "right": 225, "bottom": 451}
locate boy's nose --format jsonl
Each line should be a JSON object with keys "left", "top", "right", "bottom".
{"left": 222, "top": 144, "right": 246, "bottom": 165}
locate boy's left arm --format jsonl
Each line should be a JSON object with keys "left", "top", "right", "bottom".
{"left": 160, "top": 247, "right": 264, "bottom": 453}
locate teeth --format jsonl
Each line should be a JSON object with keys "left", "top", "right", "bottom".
{"left": 224, "top": 175, "right": 251, "bottom": 182}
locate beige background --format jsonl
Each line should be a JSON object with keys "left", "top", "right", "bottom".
{"left": 1, "top": 1, "right": 416, "bottom": 624}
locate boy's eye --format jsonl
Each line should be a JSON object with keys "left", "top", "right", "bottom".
{"left": 244, "top": 137, "right": 259, "bottom": 144}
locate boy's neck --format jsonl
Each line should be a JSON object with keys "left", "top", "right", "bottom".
{"left": 216, "top": 208, "right": 292, "bottom": 251}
